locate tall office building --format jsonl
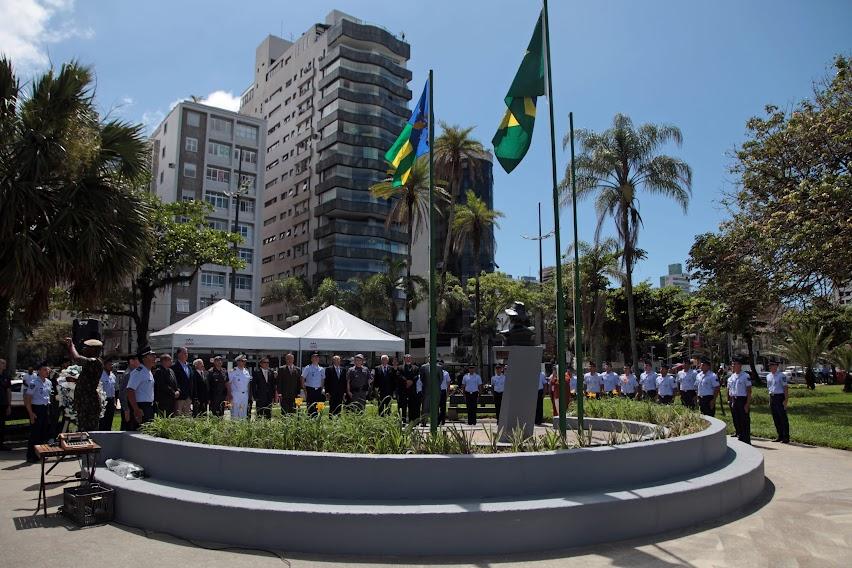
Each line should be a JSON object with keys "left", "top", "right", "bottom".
{"left": 659, "top": 263, "right": 691, "bottom": 294}
{"left": 148, "top": 102, "right": 265, "bottom": 331}
{"left": 240, "top": 10, "right": 412, "bottom": 325}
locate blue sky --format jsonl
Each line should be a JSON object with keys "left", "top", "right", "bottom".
{"left": 4, "top": 0, "right": 850, "bottom": 285}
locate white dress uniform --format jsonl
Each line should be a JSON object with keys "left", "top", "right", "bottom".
{"left": 620, "top": 373, "right": 638, "bottom": 395}
{"left": 656, "top": 373, "right": 677, "bottom": 402}
{"left": 490, "top": 374, "right": 506, "bottom": 393}
{"left": 228, "top": 367, "right": 251, "bottom": 419}
{"left": 728, "top": 370, "right": 753, "bottom": 444}
{"left": 602, "top": 371, "right": 620, "bottom": 393}
{"left": 583, "top": 372, "right": 603, "bottom": 395}
{"left": 640, "top": 370, "right": 658, "bottom": 392}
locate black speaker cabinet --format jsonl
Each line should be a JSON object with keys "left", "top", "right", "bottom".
{"left": 72, "top": 319, "right": 102, "bottom": 352}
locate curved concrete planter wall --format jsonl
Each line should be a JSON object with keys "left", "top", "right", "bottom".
{"left": 92, "top": 417, "right": 764, "bottom": 556}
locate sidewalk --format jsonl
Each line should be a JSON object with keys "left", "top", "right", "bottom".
{"left": 0, "top": 438, "right": 849, "bottom": 567}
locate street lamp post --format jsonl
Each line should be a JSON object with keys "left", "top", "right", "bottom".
{"left": 225, "top": 147, "right": 249, "bottom": 303}
{"left": 521, "top": 202, "right": 555, "bottom": 346}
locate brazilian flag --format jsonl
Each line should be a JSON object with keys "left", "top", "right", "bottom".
{"left": 492, "top": 12, "right": 545, "bottom": 174}
{"left": 385, "top": 79, "right": 430, "bottom": 187}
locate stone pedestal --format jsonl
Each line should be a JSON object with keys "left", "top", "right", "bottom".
{"left": 494, "top": 345, "right": 543, "bottom": 441}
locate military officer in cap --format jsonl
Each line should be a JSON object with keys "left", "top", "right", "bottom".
{"left": 696, "top": 358, "right": 720, "bottom": 416}
{"left": 207, "top": 356, "right": 229, "bottom": 416}
{"left": 25, "top": 362, "right": 54, "bottom": 462}
{"left": 302, "top": 352, "right": 326, "bottom": 417}
{"left": 126, "top": 347, "right": 157, "bottom": 428}
{"left": 766, "top": 359, "right": 790, "bottom": 443}
{"left": 728, "top": 356, "right": 752, "bottom": 444}
{"left": 461, "top": 364, "right": 482, "bottom": 426}
{"left": 491, "top": 363, "right": 506, "bottom": 421}
{"left": 64, "top": 337, "right": 104, "bottom": 432}
{"left": 656, "top": 364, "right": 677, "bottom": 404}
{"left": 677, "top": 358, "right": 699, "bottom": 409}
{"left": 347, "top": 354, "right": 371, "bottom": 412}
{"left": 228, "top": 355, "right": 251, "bottom": 419}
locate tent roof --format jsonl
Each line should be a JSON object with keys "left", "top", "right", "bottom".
{"left": 149, "top": 299, "right": 298, "bottom": 351}
{"left": 282, "top": 305, "right": 404, "bottom": 352}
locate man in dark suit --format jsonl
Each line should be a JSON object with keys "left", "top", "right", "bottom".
{"left": 251, "top": 357, "right": 276, "bottom": 419}
{"left": 172, "top": 347, "right": 194, "bottom": 416}
{"left": 154, "top": 353, "right": 179, "bottom": 417}
{"left": 418, "top": 359, "right": 442, "bottom": 427}
{"left": 373, "top": 354, "right": 398, "bottom": 416}
{"left": 191, "top": 358, "right": 209, "bottom": 417}
{"left": 325, "top": 355, "right": 347, "bottom": 416}
{"left": 398, "top": 354, "right": 418, "bottom": 424}
{"left": 277, "top": 352, "right": 301, "bottom": 414}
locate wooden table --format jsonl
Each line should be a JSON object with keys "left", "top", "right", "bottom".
{"left": 34, "top": 442, "right": 101, "bottom": 517}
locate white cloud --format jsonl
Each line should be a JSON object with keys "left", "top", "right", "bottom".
{"left": 140, "top": 110, "right": 165, "bottom": 134}
{"left": 0, "top": 0, "right": 94, "bottom": 71}
{"left": 198, "top": 90, "right": 241, "bottom": 112}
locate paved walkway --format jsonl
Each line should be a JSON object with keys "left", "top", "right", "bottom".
{"left": 0, "top": 438, "right": 849, "bottom": 567}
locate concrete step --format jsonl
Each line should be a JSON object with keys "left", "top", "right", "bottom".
{"left": 97, "top": 438, "right": 764, "bottom": 556}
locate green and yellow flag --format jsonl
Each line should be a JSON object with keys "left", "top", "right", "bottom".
{"left": 492, "top": 12, "right": 545, "bottom": 174}
{"left": 385, "top": 79, "right": 430, "bottom": 187}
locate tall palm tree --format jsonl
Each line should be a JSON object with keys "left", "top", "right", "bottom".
{"left": 562, "top": 113, "right": 692, "bottom": 373}
{"left": 777, "top": 326, "right": 833, "bottom": 390}
{"left": 261, "top": 276, "right": 310, "bottom": 325}
{"left": 434, "top": 123, "right": 486, "bottom": 293}
{"left": 0, "top": 58, "right": 150, "bottom": 346}
{"left": 452, "top": 190, "right": 503, "bottom": 374}
{"left": 370, "top": 156, "right": 448, "bottom": 350}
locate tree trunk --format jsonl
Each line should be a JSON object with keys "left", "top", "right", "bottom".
{"left": 405, "top": 196, "right": 414, "bottom": 353}
{"left": 137, "top": 285, "right": 154, "bottom": 349}
{"left": 0, "top": 295, "right": 10, "bottom": 358}
{"left": 473, "top": 239, "right": 482, "bottom": 376}
{"left": 439, "top": 162, "right": 462, "bottom": 295}
{"left": 622, "top": 212, "right": 639, "bottom": 374}
{"left": 745, "top": 333, "right": 759, "bottom": 382}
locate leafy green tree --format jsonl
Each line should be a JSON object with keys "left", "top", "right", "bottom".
{"left": 95, "top": 196, "right": 243, "bottom": 348}
{"left": 438, "top": 273, "right": 468, "bottom": 328}
{"left": 562, "top": 114, "right": 692, "bottom": 372}
{"left": 731, "top": 55, "right": 852, "bottom": 301}
{"left": 261, "top": 276, "right": 311, "bottom": 323}
{"left": 452, "top": 190, "right": 504, "bottom": 373}
{"left": 0, "top": 58, "right": 150, "bottom": 355}
{"left": 776, "top": 326, "right": 833, "bottom": 390}
{"left": 370, "top": 157, "right": 448, "bottom": 350}
{"left": 17, "top": 320, "right": 72, "bottom": 367}
{"left": 434, "top": 123, "right": 486, "bottom": 293}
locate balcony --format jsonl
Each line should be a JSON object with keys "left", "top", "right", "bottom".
{"left": 318, "top": 66, "right": 412, "bottom": 100}
{"left": 313, "top": 245, "right": 407, "bottom": 262}
{"left": 314, "top": 197, "right": 393, "bottom": 219}
{"left": 326, "top": 18, "right": 410, "bottom": 59}
{"left": 314, "top": 220, "right": 408, "bottom": 243}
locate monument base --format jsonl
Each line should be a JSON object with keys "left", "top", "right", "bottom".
{"left": 494, "top": 344, "right": 543, "bottom": 441}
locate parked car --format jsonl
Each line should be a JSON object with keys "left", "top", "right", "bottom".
{"left": 784, "top": 366, "right": 806, "bottom": 384}
{"left": 8, "top": 378, "right": 29, "bottom": 420}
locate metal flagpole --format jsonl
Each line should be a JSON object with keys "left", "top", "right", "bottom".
{"left": 428, "top": 69, "right": 439, "bottom": 435}
{"left": 569, "top": 112, "right": 584, "bottom": 429}
{"left": 542, "top": 0, "right": 569, "bottom": 436}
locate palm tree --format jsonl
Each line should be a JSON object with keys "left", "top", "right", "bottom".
{"left": 452, "top": 190, "right": 504, "bottom": 374}
{"left": 370, "top": 157, "right": 448, "bottom": 350}
{"left": 831, "top": 344, "right": 852, "bottom": 392}
{"left": 0, "top": 58, "right": 150, "bottom": 349}
{"left": 562, "top": 113, "right": 692, "bottom": 373}
{"left": 434, "top": 123, "right": 486, "bottom": 293}
{"left": 777, "top": 326, "right": 833, "bottom": 390}
{"left": 261, "top": 276, "right": 310, "bottom": 325}
{"left": 567, "top": 239, "right": 624, "bottom": 364}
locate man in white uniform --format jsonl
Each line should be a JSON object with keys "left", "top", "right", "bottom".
{"left": 601, "top": 362, "right": 620, "bottom": 396}
{"left": 228, "top": 355, "right": 251, "bottom": 420}
{"left": 766, "top": 359, "right": 789, "bottom": 443}
{"left": 490, "top": 364, "right": 506, "bottom": 421}
{"left": 584, "top": 361, "right": 604, "bottom": 397}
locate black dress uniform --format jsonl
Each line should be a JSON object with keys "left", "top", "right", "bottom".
{"left": 398, "top": 362, "right": 419, "bottom": 423}
{"left": 373, "top": 363, "right": 398, "bottom": 416}
{"left": 207, "top": 365, "right": 229, "bottom": 417}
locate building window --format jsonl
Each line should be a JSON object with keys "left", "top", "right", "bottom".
{"left": 238, "top": 199, "right": 255, "bottom": 214}
{"left": 210, "top": 116, "right": 233, "bottom": 137}
{"left": 181, "top": 191, "right": 195, "bottom": 202}
{"left": 205, "top": 166, "right": 230, "bottom": 183}
{"left": 200, "top": 271, "right": 226, "bottom": 288}
{"left": 183, "top": 163, "right": 196, "bottom": 178}
{"left": 238, "top": 248, "right": 253, "bottom": 265}
{"left": 186, "top": 111, "right": 201, "bottom": 127}
{"left": 263, "top": 217, "right": 276, "bottom": 227}
{"left": 262, "top": 255, "right": 274, "bottom": 265}
{"left": 234, "top": 274, "right": 252, "bottom": 290}
{"left": 237, "top": 148, "right": 258, "bottom": 164}
{"left": 261, "top": 275, "right": 274, "bottom": 283}
{"left": 176, "top": 298, "right": 190, "bottom": 313}
{"left": 204, "top": 191, "right": 229, "bottom": 210}
{"left": 238, "top": 174, "right": 256, "bottom": 191}
{"left": 207, "top": 219, "right": 229, "bottom": 232}
{"left": 208, "top": 141, "right": 232, "bottom": 159}
{"left": 262, "top": 235, "right": 276, "bottom": 245}
{"left": 179, "top": 272, "right": 191, "bottom": 287}
{"left": 235, "top": 123, "right": 258, "bottom": 142}
{"left": 235, "top": 300, "right": 252, "bottom": 312}
{"left": 237, "top": 224, "right": 252, "bottom": 241}
{"left": 200, "top": 296, "right": 217, "bottom": 309}
{"left": 185, "top": 137, "right": 198, "bottom": 152}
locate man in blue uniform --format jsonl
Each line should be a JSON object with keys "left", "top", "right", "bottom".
{"left": 25, "top": 363, "right": 54, "bottom": 462}
{"left": 302, "top": 352, "right": 325, "bottom": 417}
{"left": 127, "top": 347, "right": 157, "bottom": 428}
{"left": 639, "top": 361, "right": 658, "bottom": 402}
{"left": 728, "top": 356, "right": 753, "bottom": 444}
{"left": 696, "top": 358, "right": 720, "bottom": 416}
{"left": 677, "top": 358, "right": 699, "bottom": 409}
{"left": 99, "top": 358, "right": 117, "bottom": 430}
{"left": 766, "top": 359, "right": 789, "bottom": 443}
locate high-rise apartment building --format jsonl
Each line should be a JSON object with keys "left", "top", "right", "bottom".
{"left": 659, "top": 263, "right": 691, "bottom": 294}
{"left": 148, "top": 102, "right": 265, "bottom": 331}
{"left": 240, "top": 10, "right": 413, "bottom": 325}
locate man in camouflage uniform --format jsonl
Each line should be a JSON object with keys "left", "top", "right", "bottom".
{"left": 65, "top": 337, "right": 103, "bottom": 432}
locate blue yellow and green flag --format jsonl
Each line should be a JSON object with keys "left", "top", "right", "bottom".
{"left": 384, "top": 78, "right": 430, "bottom": 187}
{"left": 492, "top": 12, "right": 545, "bottom": 174}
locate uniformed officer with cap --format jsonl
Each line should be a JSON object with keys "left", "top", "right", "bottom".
{"left": 461, "top": 364, "right": 482, "bottom": 426}
{"left": 207, "top": 355, "right": 229, "bottom": 416}
{"left": 25, "top": 362, "right": 54, "bottom": 462}
{"left": 728, "top": 356, "right": 752, "bottom": 444}
{"left": 491, "top": 363, "right": 506, "bottom": 421}
{"left": 228, "top": 354, "right": 251, "bottom": 420}
{"left": 696, "top": 358, "right": 720, "bottom": 416}
{"left": 639, "top": 361, "right": 658, "bottom": 401}
{"left": 126, "top": 346, "right": 157, "bottom": 428}
{"left": 347, "top": 354, "right": 371, "bottom": 412}
{"left": 766, "top": 359, "right": 790, "bottom": 443}
{"left": 677, "top": 358, "right": 699, "bottom": 409}
{"left": 656, "top": 364, "right": 677, "bottom": 404}
{"left": 302, "top": 352, "right": 326, "bottom": 417}
{"left": 65, "top": 337, "right": 105, "bottom": 432}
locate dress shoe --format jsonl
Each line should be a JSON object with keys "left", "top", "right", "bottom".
{"left": 772, "top": 438, "right": 782, "bottom": 442}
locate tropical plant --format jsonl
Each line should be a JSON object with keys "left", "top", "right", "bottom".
{"left": 776, "top": 326, "right": 833, "bottom": 389}
{"left": 262, "top": 276, "right": 311, "bottom": 324}
{"left": 360, "top": 257, "right": 426, "bottom": 334}
{"left": 0, "top": 58, "right": 150, "bottom": 353}
{"left": 562, "top": 113, "right": 692, "bottom": 373}
{"left": 452, "top": 190, "right": 503, "bottom": 374}
{"left": 434, "top": 123, "right": 486, "bottom": 293}
{"left": 370, "top": 156, "right": 448, "bottom": 349}
{"left": 438, "top": 273, "right": 468, "bottom": 327}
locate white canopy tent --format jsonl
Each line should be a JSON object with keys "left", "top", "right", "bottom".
{"left": 149, "top": 299, "right": 299, "bottom": 352}
{"left": 281, "top": 305, "right": 404, "bottom": 353}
